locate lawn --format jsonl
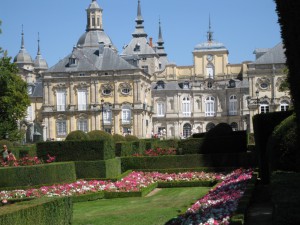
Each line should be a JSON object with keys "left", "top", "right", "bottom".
{"left": 72, "top": 187, "right": 210, "bottom": 225}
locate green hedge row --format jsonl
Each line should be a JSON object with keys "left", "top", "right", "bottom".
{"left": 178, "top": 132, "right": 247, "bottom": 154}
{"left": 103, "top": 183, "right": 158, "bottom": 199}
{"left": 271, "top": 171, "right": 300, "bottom": 225}
{"left": 0, "top": 197, "right": 72, "bottom": 225}
{"left": 253, "top": 110, "right": 293, "bottom": 183}
{"left": 12, "top": 145, "right": 36, "bottom": 158}
{"left": 75, "top": 158, "right": 121, "bottom": 179}
{"left": 71, "top": 192, "right": 105, "bottom": 203}
{"left": 0, "top": 162, "right": 76, "bottom": 188}
{"left": 37, "top": 140, "right": 115, "bottom": 162}
{"left": 157, "top": 180, "right": 217, "bottom": 188}
{"left": 121, "top": 153, "right": 256, "bottom": 172}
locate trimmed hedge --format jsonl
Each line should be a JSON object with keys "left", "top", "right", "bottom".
{"left": 157, "top": 180, "right": 217, "bottom": 188}
{"left": 121, "top": 153, "right": 256, "bottom": 172}
{"left": 271, "top": 171, "right": 300, "bottom": 225}
{"left": 267, "top": 114, "right": 298, "bottom": 172}
{"left": 0, "top": 197, "right": 72, "bottom": 225}
{"left": 178, "top": 132, "right": 247, "bottom": 154}
{"left": 253, "top": 110, "right": 293, "bottom": 183}
{"left": 153, "top": 139, "right": 179, "bottom": 150}
{"left": 132, "top": 140, "right": 146, "bottom": 155}
{"left": 0, "top": 162, "right": 76, "bottom": 188}
{"left": 75, "top": 158, "right": 121, "bottom": 179}
{"left": 12, "top": 145, "right": 36, "bottom": 158}
{"left": 103, "top": 183, "right": 158, "bottom": 199}
{"left": 115, "top": 141, "right": 133, "bottom": 157}
{"left": 36, "top": 140, "right": 115, "bottom": 162}
{"left": 71, "top": 192, "right": 105, "bottom": 203}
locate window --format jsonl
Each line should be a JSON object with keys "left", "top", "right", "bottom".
{"left": 183, "top": 81, "right": 189, "bottom": 89}
{"left": 103, "top": 89, "right": 111, "bottom": 95}
{"left": 78, "top": 90, "right": 87, "bottom": 111}
{"left": 157, "top": 102, "right": 165, "bottom": 117}
{"left": 103, "top": 109, "right": 112, "bottom": 124}
{"left": 26, "top": 105, "right": 33, "bottom": 121}
{"left": 142, "top": 66, "right": 149, "bottom": 73}
{"left": 121, "top": 88, "right": 130, "bottom": 95}
{"left": 122, "top": 106, "right": 131, "bottom": 124}
{"left": 183, "top": 124, "right": 192, "bottom": 138}
{"left": 206, "top": 63, "right": 214, "bottom": 79}
{"left": 56, "top": 91, "right": 66, "bottom": 111}
{"left": 206, "top": 122, "right": 215, "bottom": 132}
{"left": 280, "top": 100, "right": 289, "bottom": 111}
{"left": 27, "top": 86, "right": 32, "bottom": 95}
{"left": 182, "top": 97, "right": 191, "bottom": 117}
{"left": 205, "top": 96, "right": 215, "bottom": 117}
{"left": 229, "top": 95, "right": 238, "bottom": 115}
{"left": 260, "top": 83, "right": 269, "bottom": 89}
{"left": 78, "top": 120, "right": 88, "bottom": 132}
{"left": 134, "top": 43, "right": 140, "bottom": 52}
{"left": 231, "top": 122, "right": 238, "bottom": 131}
{"left": 157, "top": 81, "right": 165, "bottom": 89}
{"left": 69, "top": 58, "right": 76, "bottom": 65}
{"left": 56, "top": 120, "right": 67, "bottom": 136}
{"left": 207, "top": 81, "right": 213, "bottom": 89}
{"left": 260, "top": 104, "right": 269, "bottom": 114}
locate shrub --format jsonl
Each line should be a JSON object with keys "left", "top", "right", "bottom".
{"left": 178, "top": 138, "right": 204, "bottom": 154}
{"left": 131, "top": 140, "right": 145, "bottom": 155}
{"left": 65, "top": 130, "right": 89, "bottom": 141}
{"left": 125, "top": 134, "right": 139, "bottom": 142}
{"left": 88, "top": 130, "right": 112, "bottom": 141}
{"left": 267, "top": 114, "right": 299, "bottom": 172}
{"left": 0, "top": 162, "right": 76, "bottom": 188}
{"left": 115, "top": 141, "right": 132, "bottom": 157}
{"left": 0, "top": 197, "right": 72, "bottom": 225}
{"left": 0, "top": 140, "right": 13, "bottom": 152}
{"left": 153, "top": 139, "right": 179, "bottom": 150}
{"left": 112, "top": 134, "right": 126, "bottom": 142}
{"left": 206, "top": 123, "right": 233, "bottom": 137}
{"left": 37, "top": 140, "right": 115, "bottom": 162}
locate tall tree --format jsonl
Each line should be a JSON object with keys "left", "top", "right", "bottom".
{"left": 0, "top": 20, "right": 30, "bottom": 140}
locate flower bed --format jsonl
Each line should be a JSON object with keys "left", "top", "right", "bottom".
{"left": 0, "top": 171, "right": 221, "bottom": 201}
{"left": 1, "top": 154, "right": 55, "bottom": 167}
{"left": 166, "top": 168, "right": 253, "bottom": 225}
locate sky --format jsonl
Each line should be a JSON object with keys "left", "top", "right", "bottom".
{"left": 0, "top": 0, "right": 282, "bottom": 68}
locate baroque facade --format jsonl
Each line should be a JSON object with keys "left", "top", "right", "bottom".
{"left": 13, "top": 0, "right": 290, "bottom": 142}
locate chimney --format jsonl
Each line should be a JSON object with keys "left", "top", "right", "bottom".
{"left": 149, "top": 37, "right": 153, "bottom": 47}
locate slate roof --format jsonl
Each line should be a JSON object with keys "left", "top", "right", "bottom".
{"left": 254, "top": 42, "right": 286, "bottom": 64}
{"left": 29, "top": 82, "right": 43, "bottom": 98}
{"left": 47, "top": 45, "right": 137, "bottom": 73}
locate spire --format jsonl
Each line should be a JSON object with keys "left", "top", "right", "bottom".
{"left": 156, "top": 18, "right": 167, "bottom": 57}
{"left": 132, "top": 0, "right": 147, "bottom": 38}
{"left": 34, "top": 32, "right": 48, "bottom": 70}
{"left": 207, "top": 14, "right": 213, "bottom": 42}
{"left": 157, "top": 17, "right": 164, "bottom": 44}
{"left": 21, "top": 24, "right": 25, "bottom": 49}
{"left": 37, "top": 32, "right": 41, "bottom": 55}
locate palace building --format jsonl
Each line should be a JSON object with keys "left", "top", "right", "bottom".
{"left": 13, "top": 0, "right": 290, "bottom": 142}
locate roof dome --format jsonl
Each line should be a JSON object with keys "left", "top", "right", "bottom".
{"left": 14, "top": 48, "right": 33, "bottom": 64}
{"left": 77, "top": 30, "right": 117, "bottom": 51}
{"left": 14, "top": 29, "right": 33, "bottom": 65}
{"left": 34, "top": 55, "right": 48, "bottom": 70}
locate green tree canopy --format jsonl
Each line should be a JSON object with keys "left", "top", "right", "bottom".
{"left": 0, "top": 20, "right": 30, "bottom": 140}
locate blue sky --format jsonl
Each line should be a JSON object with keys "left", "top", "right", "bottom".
{"left": 0, "top": 0, "right": 282, "bottom": 67}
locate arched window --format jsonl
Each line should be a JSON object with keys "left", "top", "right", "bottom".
{"left": 182, "top": 97, "right": 191, "bottom": 117}
{"left": 231, "top": 122, "right": 238, "bottom": 131}
{"left": 280, "top": 100, "right": 289, "bottom": 111}
{"left": 260, "top": 100, "right": 269, "bottom": 114}
{"left": 206, "top": 122, "right": 215, "bottom": 132}
{"left": 229, "top": 95, "right": 238, "bottom": 115}
{"left": 157, "top": 102, "right": 165, "bottom": 117}
{"left": 183, "top": 123, "right": 192, "bottom": 138}
{"left": 122, "top": 105, "right": 131, "bottom": 124}
{"left": 205, "top": 96, "right": 215, "bottom": 117}
{"left": 206, "top": 63, "right": 214, "bottom": 79}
